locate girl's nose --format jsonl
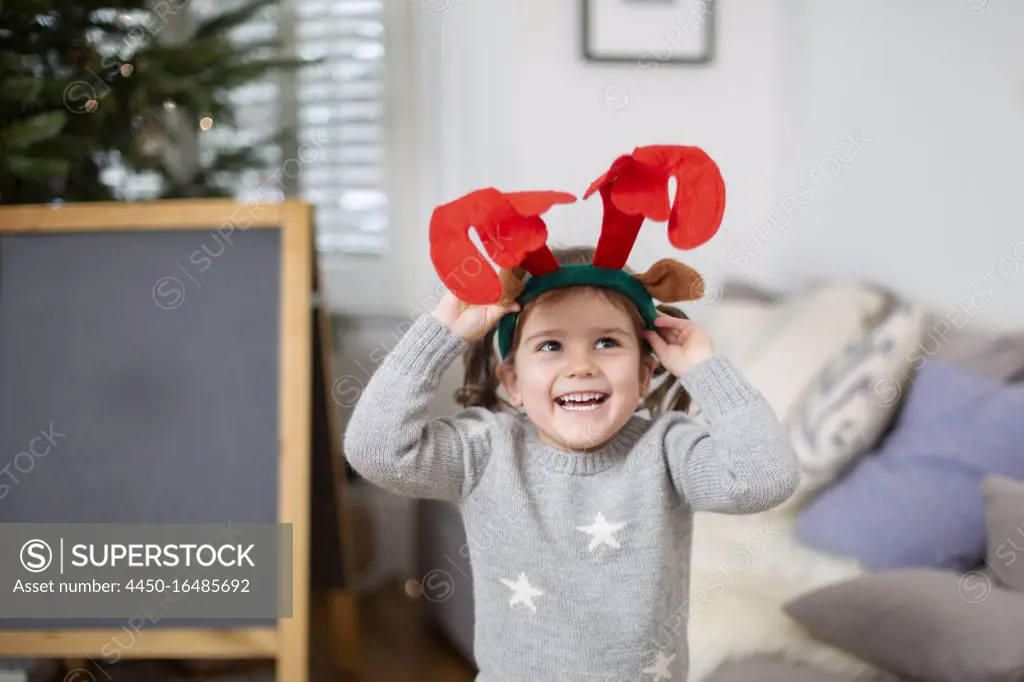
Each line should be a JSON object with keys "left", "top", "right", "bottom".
{"left": 565, "top": 353, "right": 598, "bottom": 378}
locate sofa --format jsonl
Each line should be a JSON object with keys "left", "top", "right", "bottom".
{"left": 416, "top": 278, "right": 1024, "bottom": 681}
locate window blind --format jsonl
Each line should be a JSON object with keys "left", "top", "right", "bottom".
{"left": 122, "top": 0, "right": 393, "bottom": 256}
{"left": 204, "top": 0, "right": 391, "bottom": 255}
{"left": 291, "top": 0, "right": 390, "bottom": 255}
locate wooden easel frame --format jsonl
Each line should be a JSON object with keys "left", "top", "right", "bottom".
{"left": 0, "top": 199, "right": 320, "bottom": 682}
{"left": 311, "top": 264, "right": 361, "bottom": 677}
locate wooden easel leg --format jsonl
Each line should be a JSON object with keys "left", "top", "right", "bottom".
{"left": 61, "top": 659, "right": 90, "bottom": 677}
{"left": 310, "top": 588, "right": 360, "bottom": 679}
{"left": 278, "top": 201, "right": 313, "bottom": 682}
{"left": 330, "top": 588, "right": 360, "bottom": 676}
{"left": 311, "top": 254, "right": 362, "bottom": 677}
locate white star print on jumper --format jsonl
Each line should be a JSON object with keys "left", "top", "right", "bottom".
{"left": 576, "top": 512, "right": 626, "bottom": 551}
{"left": 501, "top": 573, "right": 543, "bottom": 613}
{"left": 643, "top": 650, "right": 676, "bottom": 680}
{"left": 343, "top": 313, "right": 800, "bottom": 682}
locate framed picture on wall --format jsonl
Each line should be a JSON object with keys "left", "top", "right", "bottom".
{"left": 582, "top": 0, "right": 716, "bottom": 66}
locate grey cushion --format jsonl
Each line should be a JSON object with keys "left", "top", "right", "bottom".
{"left": 717, "top": 285, "right": 1024, "bottom": 382}
{"left": 983, "top": 475, "right": 1024, "bottom": 591}
{"left": 922, "top": 313, "right": 1024, "bottom": 381}
{"left": 704, "top": 654, "right": 898, "bottom": 682}
{"left": 720, "top": 278, "right": 781, "bottom": 302}
{"left": 784, "top": 569, "right": 1024, "bottom": 682}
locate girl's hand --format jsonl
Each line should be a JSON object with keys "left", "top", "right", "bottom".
{"left": 431, "top": 291, "right": 520, "bottom": 343}
{"left": 644, "top": 313, "right": 716, "bottom": 377}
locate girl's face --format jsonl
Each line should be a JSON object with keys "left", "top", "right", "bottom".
{"left": 497, "top": 288, "right": 656, "bottom": 452}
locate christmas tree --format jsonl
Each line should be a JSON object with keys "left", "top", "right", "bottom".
{"left": 0, "top": 0, "right": 311, "bottom": 204}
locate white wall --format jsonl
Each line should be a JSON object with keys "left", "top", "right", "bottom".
{"left": 770, "top": 0, "right": 1024, "bottom": 326}
{"left": 406, "top": 0, "right": 785, "bottom": 314}
{"left": 396, "top": 0, "right": 1024, "bottom": 327}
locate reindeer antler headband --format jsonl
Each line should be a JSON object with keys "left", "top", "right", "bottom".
{"left": 428, "top": 145, "right": 726, "bottom": 358}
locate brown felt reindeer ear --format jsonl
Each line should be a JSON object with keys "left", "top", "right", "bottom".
{"left": 497, "top": 266, "right": 527, "bottom": 305}
{"left": 632, "top": 258, "right": 705, "bottom": 302}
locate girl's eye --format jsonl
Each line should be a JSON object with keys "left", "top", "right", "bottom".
{"left": 595, "top": 337, "right": 620, "bottom": 349}
{"left": 537, "top": 340, "right": 561, "bottom": 352}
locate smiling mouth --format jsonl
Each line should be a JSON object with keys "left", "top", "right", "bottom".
{"left": 554, "top": 392, "right": 610, "bottom": 411}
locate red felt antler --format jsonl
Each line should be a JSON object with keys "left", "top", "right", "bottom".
{"left": 584, "top": 145, "right": 725, "bottom": 270}
{"left": 429, "top": 187, "right": 576, "bottom": 305}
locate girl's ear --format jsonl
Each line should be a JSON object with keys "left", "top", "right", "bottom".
{"left": 495, "top": 362, "right": 522, "bottom": 406}
{"left": 639, "top": 354, "right": 658, "bottom": 396}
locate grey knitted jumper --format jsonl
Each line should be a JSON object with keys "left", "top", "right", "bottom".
{"left": 343, "top": 313, "right": 799, "bottom": 682}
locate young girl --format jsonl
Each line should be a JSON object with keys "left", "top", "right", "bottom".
{"left": 343, "top": 147, "right": 799, "bottom": 681}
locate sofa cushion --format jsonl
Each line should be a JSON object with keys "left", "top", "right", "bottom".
{"left": 784, "top": 569, "right": 1024, "bottom": 682}
{"left": 795, "top": 360, "right": 1024, "bottom": 572}
{"left": 719, "top": 278, "right": 781, "bottom": 303}
{"left": 922, "top": 312, "right": 1024, "bottom": 382}
{"left": 694, "top": 282, "right": 887, "bottom": 424}
{"left": 704, "top": 654, "right": 898, "bottom": 682}
{"left": 982, "top": 475, "right": 1024, "bottom": 591}
{"left": 785, "top": 293, "right": 924, "bottom": 506}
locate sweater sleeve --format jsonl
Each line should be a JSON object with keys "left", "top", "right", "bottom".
{"left": 661, "top": 354, "right": 799, "bottom": 514}
{"left": 342, "top": 313, "right": 498, "bottom": 503}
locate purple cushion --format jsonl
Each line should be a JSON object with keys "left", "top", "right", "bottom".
{"left": 795, "top": 359, "right": 1024, "bottom": 572}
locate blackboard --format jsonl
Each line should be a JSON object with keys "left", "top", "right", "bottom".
{"left": 0, "top": 228, "right": 280, "bottom": 628}
{"left": 0, "top": 199, "right": 321, "bottom": 682}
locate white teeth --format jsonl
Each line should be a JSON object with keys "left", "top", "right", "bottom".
{"left": 558, "top": 392, "right": 606, "bottom": 402}
{"left": 555, "top": 392, "right": 608, "bottom": 411}
{"left": 560, "top": 402, "right": 601, "bottom": 412}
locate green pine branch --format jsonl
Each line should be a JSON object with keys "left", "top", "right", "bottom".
{"left": 1, "top": 110, "right": 67, "bottom": 148}
{"left": 5, "top": 155, "right": 71, "bottom": 181}
{"left": 1, "top": 0, "right": 319, "bottom": 204}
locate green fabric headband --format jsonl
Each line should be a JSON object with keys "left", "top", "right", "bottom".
{"left": 496, "top": 264, "right": 658, "bottom": 358}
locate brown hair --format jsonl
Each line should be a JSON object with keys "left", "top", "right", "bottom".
{"left": 453, "top": 246, "right": 693, "bottom": 416}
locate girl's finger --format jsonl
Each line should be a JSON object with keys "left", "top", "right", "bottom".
{"left": 488, "top": 302, "right": 520, "bottom": 326}
{"left": 656, "top": 327, "right": 678, "bottom": 346}
{"left": 644, "top": 329, "right": 669, "bottom": 357}
{"left": 653, "top": 315, "right": 695, "bottom": 329}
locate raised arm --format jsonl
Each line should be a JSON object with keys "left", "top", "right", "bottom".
{"left": 661, "top": 355, "right": 799, "bottom": 514}
{"left": 342, "top": 313, "right": 492, "bottom": 502}
{"left": 343, "top": 293, "right": 519, "bottom": 503}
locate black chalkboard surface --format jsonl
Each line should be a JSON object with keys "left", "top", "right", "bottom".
{"left": 0, "top": 228, "right": 280, "bottom": 627}
{"left": 0, "top": 228, "right": 281, "bottom": 525}
{"left": 0, "top": 200, "right": 324, "bottom": 682}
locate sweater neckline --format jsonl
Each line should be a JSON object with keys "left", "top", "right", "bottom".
{"left": 522, "top": 416, "right": 650, "bottom": 475}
